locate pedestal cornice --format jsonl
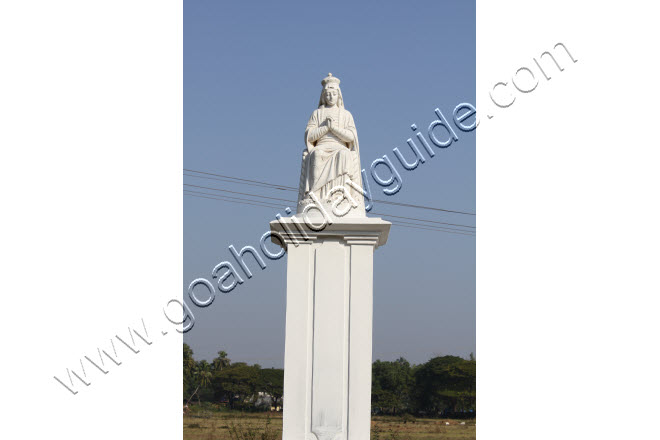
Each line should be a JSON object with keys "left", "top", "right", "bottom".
{"left": 269, "top": 216, "right": 391, "bottom": 249}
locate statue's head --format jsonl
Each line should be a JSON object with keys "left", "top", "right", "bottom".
{"left": 318, "top": 73, "right": 344, "bottom": 109}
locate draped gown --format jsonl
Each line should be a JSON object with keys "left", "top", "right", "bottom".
{"left": 296, "top": 106, "right": 365, "bottom": 215}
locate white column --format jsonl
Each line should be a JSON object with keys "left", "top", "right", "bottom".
{"left": 281, "top": 240, "right": 314, "bottom": 440}
{"left": 346, "top": 239, "right": 375, "bottom": 440}
{"left": 271, "top": 217, "right": 390, "bottom": 440}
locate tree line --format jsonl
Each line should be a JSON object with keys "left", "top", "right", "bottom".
{"left": 183, "top": 344, "right": 475, "bottom": 417}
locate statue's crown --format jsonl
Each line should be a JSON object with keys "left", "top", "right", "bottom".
{"left": 321, "top": 73, "right": 340, "bottom": 87}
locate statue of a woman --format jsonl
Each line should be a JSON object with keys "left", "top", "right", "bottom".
{"left": 297, "top": 73, "right": 365, "bottom": 216}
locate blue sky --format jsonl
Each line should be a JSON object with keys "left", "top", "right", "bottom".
{"left": 184, "top": 0, "right": 475, "bottom": 367}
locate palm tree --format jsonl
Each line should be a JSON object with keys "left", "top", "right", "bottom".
{"left": 183, "top": 344, "right": 196, "bottom": 377}
{"left": 192, "top": 360, "right": 212, "bottom": 406}
{"left": 196, "top": 360, "right": 211, "bottom": 380}
{"left": 199, "top": 370, "right": 212, "bottom": 388}
{"left": 212, "top": 350, "right": 231, "bottom": 372}
{"left": 183, "top": 344, "right": 197, "bottom": 402}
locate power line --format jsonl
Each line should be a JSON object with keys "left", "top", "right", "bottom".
{"left": 371, "top": 199, "right": 474, "bottom": 215}
{"left": 183, "top": 168, "right": 296, "bottom": 191}
{"left": 184, "top": 182, "right": 476, "bottom": 230}
{"left": 383, "top": 219, "right": 475, "bottom": 235}
{"left": 370, "top": 211, "right": 475, "bottom": 229}
{"left": 183, "top": 172, "right": 295, "bottom": 192}
{"left": 183, "top": 189, "right": 285, "bottom": 208}
{"left": 388, "top": 222, "right": 475, "bottom": 236}
{"left": 184, "top": 188, "right": 287, "bottom": 207}
{"left": 184, "top": 191, "right": 474, "bottom": 237}
{"left": 184, "top": 192, "right": 284, "bottom": 210}
{"left": 183, "top": 183, "right": 294, "bottom": 204}
{"left": 184, "top": 168, "right": 475, "bottom": 216}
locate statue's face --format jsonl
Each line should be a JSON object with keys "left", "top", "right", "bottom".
{"left": 324, "top": 87, "right": 339, "bottom": 107}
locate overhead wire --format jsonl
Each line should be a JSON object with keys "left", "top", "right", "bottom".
{"left": 184, "top": 192, "right": 475, "bottom": 237}
{"left": 369, "top": 211, "right": 475, "bottom": 229}
{"left": 184, "top": 191, "right": 284, "bottom": 210}
{"left": 183, "top": 168, "right": 296, "bottom": 190}
{"left": 184, "top": 182, "right": 475, "bottom": 230}
{"left": 183, "top": 183, "right": 294, "bottom": 203}
{"left": 184, "top": 168, "right": 475, "bottom": 216}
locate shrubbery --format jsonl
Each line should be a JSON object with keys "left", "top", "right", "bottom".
{"left": 184, "top": 344, "right": 475, "bottom": 418}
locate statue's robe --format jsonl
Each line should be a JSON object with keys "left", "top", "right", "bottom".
{"left": 297, "top": 106, "right": 365, "bottom": 214}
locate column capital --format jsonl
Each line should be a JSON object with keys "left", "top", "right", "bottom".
{"left": 270, "top": 217, "right": 391, "bottom": 250}
{"left": 342, "top": 235, "right": 382, "bottom": 247}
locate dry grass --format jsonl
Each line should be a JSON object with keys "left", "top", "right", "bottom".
{"left": 183, "top": 411, "right": 475, "bottom": 440}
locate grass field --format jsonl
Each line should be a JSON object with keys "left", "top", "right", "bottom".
{"left": 183, "top": 410, "right": 475, "bottom": 440}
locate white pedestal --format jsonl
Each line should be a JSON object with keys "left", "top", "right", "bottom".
{"left": 270, "top": 217, "right": 390, "bottom": 440}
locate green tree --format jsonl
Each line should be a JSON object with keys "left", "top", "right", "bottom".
{"left": 199, "top": 370, "right": 212, "bottom": 388}
{"left": 213, "top": 363, "right": 261, "bottom": 409}
{"left": 371, "top": 357, "right": 414, "bottom": 415}
{"left": 259, "top": 368, "right": 284, "bottom": 408}
{"left": 412, "top": 356, "right": 476, "bottom": 415}
{"left": 193, "top": 360, "right": 214, "bottom": 403}
{"left": 183, "top": 344, "right": 197, "bottom": 400}
{"left": 212, "top": 350, "right": 231, "bottom": 372}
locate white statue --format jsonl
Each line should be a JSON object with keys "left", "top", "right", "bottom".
{"left": 297, "top": 73, "right": 365, "bottom": 216}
